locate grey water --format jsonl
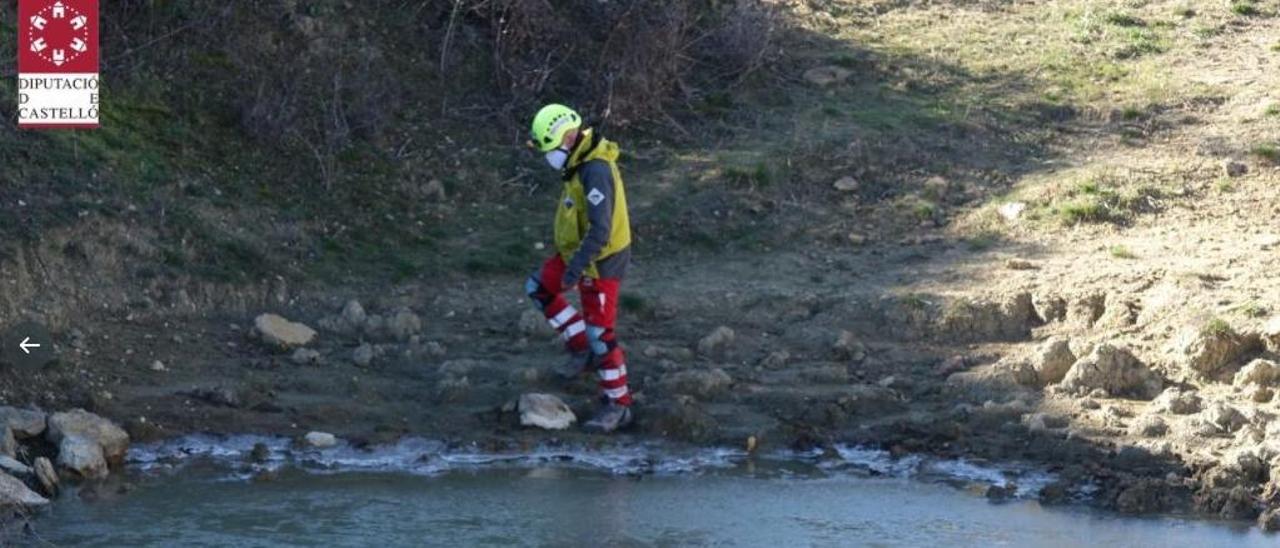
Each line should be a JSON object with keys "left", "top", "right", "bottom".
{"left": 20, "top": 437, "right": 1276, "bottom": 547}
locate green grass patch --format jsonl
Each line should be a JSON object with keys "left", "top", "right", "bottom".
{"left": 1104, "top": 13, "right": 1146, "bottom": 27}
{"left": 1234, "top": 301, "right": 1270, "bottom": 318}
{"left": 963, "top": 229, "right": 1001, "bottom": 251}
{"left": 1202, "top": 317, "right": 1234, "bottom": 337}
{"left": 1231, "top": 1, "right": 1261, "bottom": 16}
{"left": 1109, "top": 245, "right": 1136, "bottom": 259}
{"left": 1265, "top": 104, "right": 1280, "bottom": 117}
{"left": 912, "top": 201, "right": 938, "bottom": 221}
{"left": 1252, "top": 143, "right": 1280, "bottom": 163}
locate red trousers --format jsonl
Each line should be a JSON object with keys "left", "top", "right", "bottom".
{"left": 526, "top": 255, "right": 631, "bottom": 406}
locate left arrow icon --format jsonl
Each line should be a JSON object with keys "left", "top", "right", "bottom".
{"left": 19, "top": 337, "right": 41, "bottom": 354}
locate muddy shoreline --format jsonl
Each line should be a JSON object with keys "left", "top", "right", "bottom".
{"left": 8, "top": 252, "right": 1280, "bottom": 533}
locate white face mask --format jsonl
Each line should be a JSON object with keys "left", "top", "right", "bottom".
{"left": 544, "top": 148, "right": 569, "bottom": 170}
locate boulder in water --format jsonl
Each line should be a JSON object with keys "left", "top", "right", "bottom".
{"left": 0, "top": 471, "right": 48, "bottom": 508}
{"left": 0, "top": 427, "right": 14, "bottom": 459}
{"left": 34, "top": 457, "right": 58, "bottom": 497}
{"left": 0, "top": 406, "right": 47, "bottom": 439}
{"left": 57, "top": 436, "right": 108, "bottom": 478}
{"left": 304, "top": 431, "right": 338, "bottom": 448}
{"left": 517, "top": 393, "right": 576, "bottom": 430}
{"left": 46, "top": 408, "right": 130, "bottom": 465}
{"left": 0, "top": 456, "right": 30, "bottom": 477}
{"left": 253, "top": 313, "right": 317, "bottom": 349}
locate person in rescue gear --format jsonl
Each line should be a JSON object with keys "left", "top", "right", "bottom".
{"left": 524, "top": 103, "right": 633, "bottom": 433}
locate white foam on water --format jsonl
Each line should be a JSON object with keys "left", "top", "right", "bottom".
{"left": 126, "top": 436, "right": 1055, "bottom": 499}
{"left": 127, "top": 435, "right": 744, "bottom": 478}
{"left": 829, "top": 444, "right": 1057, "bottom": 498}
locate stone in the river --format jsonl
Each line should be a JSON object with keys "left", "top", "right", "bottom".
{"left": 0, "top": 427, "right": 14, "bottom": 459}
{"left": 46, "top": 409, "right": 130, "bottom": 465}
{"left": 0, "top": 456, "right": 31, "bottom": 477}
{"left": 304, "top": 431, "right": 338, "bottom": 448}
{"left": 0, "top": 471, "right": 48, "bottom": 508}
{"left": 57, "top": 436, "right": 108, "bottom": 479}
{"left": 34, "top": 457, "right": 58, "bottom": 497}
{"left": 0, "top": 406, "right": 47, "bottom": 439}
{"left": 517, "top": 393, "right": 576, "bottom": 430}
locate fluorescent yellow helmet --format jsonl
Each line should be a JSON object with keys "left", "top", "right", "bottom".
{"left": 529, "top": 104, "right": 582, "bottom": 152}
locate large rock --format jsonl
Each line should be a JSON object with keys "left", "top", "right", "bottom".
{"left": 0, "top": 407, "right": 47, "bottom": 439}
{"left": 1170, "top": 323, "right": 1254, "bottom": 377}
{"left": 1152, "top": 388, "right": 1202, "bottom": 415}
{"left": 517, "top": 394, "right": 576, "bottom": 430}
{"left": 1058, "top": 344, "right": 1162, "bottom": 400}
{"left": 33, "top": 457, "right": 57, "bottom": 497}
{"left": 254, "top": 313, "right": 317, "bottom": 348}
{"left": 937, "top": 293, "right": 1036, "bottom": 342}
{"left": 1233, "top": 359, "right": 1280, "bottom": 387}
{"left": 0, "top": 472, "right": 48, "bottom": 508}
{"left": 57, "top": 436, "right": 108, "bottom": 479}
{"left": 1202, "top": 402, "right": 1246, "bottom": 434}
{"left": 1032, "top": 337, "right": 1076, "bottom": 386}
{"left": 386, "top": 308, "right": 423, "bottom": 341}
{"left": 46, "top": 409, "right": 130, "bottom": 465}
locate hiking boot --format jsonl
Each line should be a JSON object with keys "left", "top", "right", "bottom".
{"left": 555, "top": 351, "right": 593, "bottom": 380}
{"left": 583, "top": 402, "right": 633, "bottom": 433}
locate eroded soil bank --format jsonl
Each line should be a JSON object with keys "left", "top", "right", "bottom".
{"left": 9, "top": 235, "right": 1280, "bottom": 532}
